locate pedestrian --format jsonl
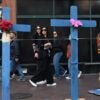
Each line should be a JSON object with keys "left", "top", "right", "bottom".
{"left": 29, "top": 27, "right": 56, "bottom": 87}
{"left": 10, "top": 31, "right": 25, "bottom": 81}
{"left": 52, "top": 31, "right": 67, "bottom": 79}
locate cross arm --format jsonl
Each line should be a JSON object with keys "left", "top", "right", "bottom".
{"left": 81, "top": 20, "right": 97, "bottom": 27}
{"left": 51, "top": 19, "right": 70, "bottom": 27}
{"left": 11, "top": 24, "right": 31, "bottom": 32}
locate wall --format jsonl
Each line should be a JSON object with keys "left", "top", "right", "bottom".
{"left": 1, "top": 0, "right": 16, "bottom": 23}
{"left": 1, "top": 0, "right": 100, "bottom": 74}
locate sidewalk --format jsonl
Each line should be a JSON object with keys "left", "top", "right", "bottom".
{"left": 0, "top": 74, "right": 100, "bottom": 100}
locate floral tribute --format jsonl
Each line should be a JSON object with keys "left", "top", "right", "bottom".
{"left": 70, "top": 18, "right": 83, "bottom": 28}
{"left": 0, "top": 20, "right": 12, "bottom": 32}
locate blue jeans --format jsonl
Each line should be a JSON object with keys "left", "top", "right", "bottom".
{"left": 10, "top": 60, "right": 25, "bottom": 79}
{"left": 68, "top": 58, "right": 71, "bottom": 77}
{"left": 53, "top": 52, "right": 65, "bottom": 78}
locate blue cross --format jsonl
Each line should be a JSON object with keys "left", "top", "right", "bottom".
{"left": 1, "top": 7, "right": 31, "bottom": 100}
{"left": 51, "top": 6, "right": 96, "bottom": 100}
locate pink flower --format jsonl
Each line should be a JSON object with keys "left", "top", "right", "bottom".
{"left": 70, "top": 19, "right": 76, "bottom": 26}
{"left": 70, "top": 19, "right": 83, "bottom": 28}
{"left": 77, "top": 20, "right": 83, "bottom": 26}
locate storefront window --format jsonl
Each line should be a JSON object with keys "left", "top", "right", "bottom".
{"left": 17, "top": 0, "right": 100, "bottom": 65}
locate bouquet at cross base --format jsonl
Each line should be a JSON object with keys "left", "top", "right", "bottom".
{"left": 0, "top": 20, "right": 12, "bottom": 33}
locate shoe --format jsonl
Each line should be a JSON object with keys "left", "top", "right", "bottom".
{"left": 10, "top": 74, "right": 15, "bottom": 80}
{"left": 29, "top": 80, "right": 37, "bottom": 87}
{"left": 36, "top": 80, "right": 46, "bottom": 85}
{"left": 62, "top": 70, "right": 67, "bottom": 76}
{"left": 17, "top": 78, "right": 26, "bottom": 82}
{"left": 53, "top": 76, "right": 56, "bottom": 80}
{"left": 78, "top": 71, "right": 82, "bottom": 78}
{"left": 47, "top": 83, "right": 56, "bottom": 87}
{"left": 66, "top": 76, "right": 71, "bottom": 80}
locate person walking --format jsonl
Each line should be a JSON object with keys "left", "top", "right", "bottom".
{"left": 10, "top": 31, "right": 25, "bottom": 81}
{"left": 29, "top": 27, "right": 56, "bottom": 87}
{"left": 66, "top": 39, "right": 82, "bottom": 79}
{"left": 52, "top": 31, "right": 67, "bottom": 79}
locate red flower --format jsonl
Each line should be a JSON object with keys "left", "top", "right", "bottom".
{"left": 0, "top": 20, "right": 12, "bottom": 32}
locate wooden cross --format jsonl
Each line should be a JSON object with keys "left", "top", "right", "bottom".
{"left": 1, "top": 7, "right": 31, "bottom": 100}
{"left": 51, "top": 6, "right": 96, "bottom": 100}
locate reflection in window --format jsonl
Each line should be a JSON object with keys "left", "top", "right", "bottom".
{"left": 74, "top": 0, "right": 90, "bottom": 15}
{"left": 17, "top": 0, "right": 70, "bottom": 15}
{"left": 91, "top": 0, "right": 100, "bottom": 15}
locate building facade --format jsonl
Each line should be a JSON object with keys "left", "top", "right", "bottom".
{"left": 1, "top": 0, "right": 100, "bottom": 73}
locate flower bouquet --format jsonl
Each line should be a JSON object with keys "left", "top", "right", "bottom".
{"left": 70, "top": 18, "right": 83, "bottom": 28}
{"left": 0, "top": 20, "right": 12, "bottom": 33}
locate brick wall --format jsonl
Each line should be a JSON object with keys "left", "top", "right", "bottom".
{"left": 1, "top": 0, "right": 16, "bottom": 23}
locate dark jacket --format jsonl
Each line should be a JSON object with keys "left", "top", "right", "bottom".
{"left": 52, "top": 37, "right": 64, "bottom": 54}
{"left": 33, "top": 32, "right": 44, "bottom": 52}
{"left": 10, "top": 40, "right": 20, "bottom": 60}
{"left": 39, "top": 35, "right": 52, "bottom": 60}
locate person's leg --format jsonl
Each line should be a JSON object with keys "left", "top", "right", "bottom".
{"left": 45, "top": 61, "right": 54, "bottom": 84}
{"left": 68, "top": 58, "right": 71, "bottom": 76}
{"left": 66, "top": 58, "right": 71, "bottom": 79}
{"left": 53, "top": 52, "right": 64, "bottom": 78}
{"left": 29, "top": 60, "right": 46, "bottom": 87}
{"left": 10, "top": 60, "right": 16, "bottom": 79}
{"left": 59, "top": 65, "right": 67, "bottom": 76}
{"left": 44, "top": 58, "right": 56, "bottom": 86}
{"left": 16, "top": 63, "right": 25, "bottom": 80}
{"left": 10, "top": 60, "right": 16, "bottom": 72}
{"left": 56, "top": 52, "right": 65, "bottom": 75}
{"left": 31, "top": 60, "right": 46, "bottom": 82}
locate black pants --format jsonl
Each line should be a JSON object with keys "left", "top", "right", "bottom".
{"left": 31, "top": 50, "right": 54, "bottom": 84}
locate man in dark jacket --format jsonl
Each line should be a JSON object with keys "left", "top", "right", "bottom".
{"left": 10, "top": 31, "right": 25, "bottom": 81}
